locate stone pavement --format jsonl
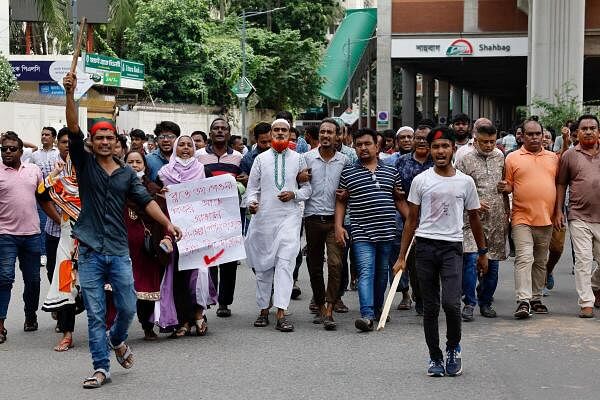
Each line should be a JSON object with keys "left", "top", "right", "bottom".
{"left": 1, "top": 250, "right": 599, "bottom": 400}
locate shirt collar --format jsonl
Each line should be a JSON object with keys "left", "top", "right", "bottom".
{"left": 206, "top": 144, "right": 233, "bottom": 155}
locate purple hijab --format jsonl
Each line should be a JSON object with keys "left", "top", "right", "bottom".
{"left": 157, "top": 135, "right": 206, "bottom": 185}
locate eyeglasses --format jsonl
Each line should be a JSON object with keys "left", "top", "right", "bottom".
{"left": 158, "top": 134, "right": 177, "bottom": 140}
{"left": 1, "top": 146, "right": 19, "bottom": 153}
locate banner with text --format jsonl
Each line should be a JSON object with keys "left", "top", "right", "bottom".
{"left": 166, "top": 174, "right": 245, "bottom": 270}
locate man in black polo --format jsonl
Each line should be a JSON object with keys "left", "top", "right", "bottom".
{"left": 64, "top": 72, "right": 181, "bottom": 388}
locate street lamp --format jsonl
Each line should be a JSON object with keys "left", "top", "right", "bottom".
{"left": 235, "top": 6, "right": 287, "bottom": 139}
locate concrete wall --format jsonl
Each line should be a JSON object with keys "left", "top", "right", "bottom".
{"left": 0, "top": 102, "right": 88, "bottom": 144}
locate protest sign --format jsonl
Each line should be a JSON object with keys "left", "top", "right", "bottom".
{"left": 165, "top": 174, "right": 245, "bottom": 270}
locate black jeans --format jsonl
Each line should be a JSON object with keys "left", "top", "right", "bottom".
{"left": 209, "top": 262, "right": 238, "bottom": 306}
{"left": 415, "top": 237, "right": 463, "bottom": 360}
{"left": 45, "top": 234, "right": 60, "bottom": 283}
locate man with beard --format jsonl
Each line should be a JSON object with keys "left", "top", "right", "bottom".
{"left": 196, "top": 117, "right": 243, "bottom": 318}
{"left": 388, "top": 125, "right": 433, "bottom": 313}
{"left": 452, "top": 114, "right": 471, "bottom": 150}
{"left": 500, "top": 118, "right": 558, "bottom": 319}
{"left": 456, "top": 124, "right": 509, "bottom": 320}
{"left": 145, "top": 121, "right": 181, "bottom": 182}
{"left": 392, "top": 126, "right": 487, "bottom": 377}
{"left": 554, "top": 114, "right": 600, "bottom": 317}
{"left": 245, "top": 119, "right": 311, "bottom": 332}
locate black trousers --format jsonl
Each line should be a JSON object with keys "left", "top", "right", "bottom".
{"left": 45, "top": 234, "right": 60, "bottom": 283}
{"left": 57, "top": 305, "right": 76, "bottom": 332}
{"left": 415, "top": 237, "right": 463, "bottom": 360}
{"left": 209, "top": 261, "right": 238, "bottom": 306}
{"left": 137, "top": 300, "right": 155, "bottom": 331}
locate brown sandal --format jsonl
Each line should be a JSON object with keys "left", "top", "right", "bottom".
{"left": 195, "top": 315, "right": 208, "bottom": 336}
{"left": 53, "top": 336, "right": 73, "bottom": 352}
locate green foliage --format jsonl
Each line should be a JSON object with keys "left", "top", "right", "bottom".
{"left": 0, "top": 56, "right": 19, "bottom": 101}
{"left": 245, "top": 28, "right": 323, "bottom": 111}
{"left": 530, "top": 82, "right": 584, "bottom": 133}
{"left": 226, "top": 0, "right": 342, "bottom": 43}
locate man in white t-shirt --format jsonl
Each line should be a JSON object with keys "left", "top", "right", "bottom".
{"left": 392, "top": 126, "right": 488, "bottom": 378}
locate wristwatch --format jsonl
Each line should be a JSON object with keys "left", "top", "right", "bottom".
{"left": 477, "top": 247, "right": 488, "bottom": 256}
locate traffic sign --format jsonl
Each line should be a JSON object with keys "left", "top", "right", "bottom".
{"left": 231, "top": 76, "right": 255, "bottom": 99}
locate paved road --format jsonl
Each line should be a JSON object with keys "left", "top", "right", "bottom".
{"left": 1, "top": 248, "right": 599, "bottom": 400}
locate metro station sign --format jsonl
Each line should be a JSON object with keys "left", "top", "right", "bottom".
{"left": 392, "top": 37, "right": 528, "bottom": 58}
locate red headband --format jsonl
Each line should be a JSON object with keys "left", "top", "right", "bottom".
{"left": 90, "top": 121, "right": 115, "bottom": 136}
{"left": 433, "top": 130, "right": 444, "bottom": 140}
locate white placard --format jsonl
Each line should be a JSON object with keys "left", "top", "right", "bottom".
{"left": 165, "top": 174, "right": 245, "bottom": 270}
{"left": 392, "top": 37, "right": 528, "bottom": 58}
{"left": 48, "top": 60, "right": 95, "bottom": 101}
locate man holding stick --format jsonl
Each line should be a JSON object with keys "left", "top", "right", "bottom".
{"left": 392, "top": 126, "right": 487, "bottom": 377}
{"left": 64, "top": 72, "right": 181, "bottom": 388}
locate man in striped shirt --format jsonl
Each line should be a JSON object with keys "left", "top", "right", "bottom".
{"left": 335, "top": 128, "right": 406, "bottom": 332}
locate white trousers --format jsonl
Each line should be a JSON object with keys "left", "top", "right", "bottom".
{"left": 255, "top": 257, "right": 293, "bottom": 310}
{"left": 569, "top": 219, "right": 600, "bottom": 307}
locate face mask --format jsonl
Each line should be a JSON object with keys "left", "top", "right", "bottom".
{"left": 136, "top": 171, "right": 145, "bottom": 178}
{"left": 176, "top": 156, "right": 194, "bottom": 166}
{"left": 271, "top": 139, "right": 289, "bottom": 153}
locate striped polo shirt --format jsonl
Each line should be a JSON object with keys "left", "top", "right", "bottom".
{"left": 195, "top": 144, "right": 242, "bottom": 177}
{"left": 339, "top": 160, "right": 402, "bottom": 242}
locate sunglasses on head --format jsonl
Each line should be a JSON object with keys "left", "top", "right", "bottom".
{"left": 1, "top": 146, "right": 19, "bottom": 153}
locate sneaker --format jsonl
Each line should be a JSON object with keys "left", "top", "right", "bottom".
{"left": 40, "top": 255, "right": 47, "bottom": 267}
{"left": 291, "top": 281, "right": 301, "bottom": 300}
{"left": 461, "top": 304, "right": 475, "bottom": 322}
{"left": 445, "top": 345, "right": 463, "bottom": 376}
{"left": 354, "top": 318, "right": 373, "bottom": 332}
{"left": 480, "top": 304, "right": 497, "bottom": 318}
{"left": 427, "top": 359, "right": 445, "bottom": 377}
{"left": 514, "top": 301, "right": 532, "bottom": 319}
{"left": 546, "top": 274, "right": 555, "bottom": 290}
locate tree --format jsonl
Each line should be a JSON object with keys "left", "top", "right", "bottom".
{"left": 0, "top": 55, "right": 19, "bottom": 101}
{"left": 530, "top": 83, "right": 586, "bottom": 134}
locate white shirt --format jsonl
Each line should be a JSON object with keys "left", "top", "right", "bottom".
{"left": 31, "top": 147, "right": 59, "bottom": 168}
{"left": 408, "top": 168, "right": 480, "bottom": 242}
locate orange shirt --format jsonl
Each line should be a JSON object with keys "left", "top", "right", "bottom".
{"left": 505, "top": 147, "right": 558, "bottom": 226}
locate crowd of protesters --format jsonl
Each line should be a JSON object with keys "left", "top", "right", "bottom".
{"left": 0, "top": 72, "right": 599, "bottom": 386}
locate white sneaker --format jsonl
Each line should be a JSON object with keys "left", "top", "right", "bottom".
{"left": 40, "top": 255, "right": 47, "bottom": 267}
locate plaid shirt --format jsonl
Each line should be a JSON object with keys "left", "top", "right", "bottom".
{"left": 393, "top": 152, "right": 434, "bottom": 195}
{"left": 40, "top": 158, "right": 62, "bottom": 238}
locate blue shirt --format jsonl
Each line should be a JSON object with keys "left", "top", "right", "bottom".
{"left": 145, "top": 149, "right": 170, "bottom": 182}
{"left": 394, "top": 152, "right": 434, "bottom": 195}
{"left": 338, "top": 160, "right": 402, "bottom": 242}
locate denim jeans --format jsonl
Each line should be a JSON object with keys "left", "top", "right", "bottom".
{"left": 78, "top": 244, "right": 137, "bottom": 372}
{"left": 37, "top": 205, "right": 47, "bottom": 256}
{"left": 388, "top": 239, "right": 410, "bottom": 292}
{"left": 462, "top": 252, "right": 500, "bottom": 307}
{"left": 0, "top": 234, "right": 41, "bottom": 320}
{"left": 352, "top": 240, "right": 394, "bottom": 319}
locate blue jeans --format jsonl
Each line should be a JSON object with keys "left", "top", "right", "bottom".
{"left": 78, "top": 244, "right": 137, "bottom": 372}
{"left": 388, "top": 239, "right": 410, "bottom": 292}
{"left": 0, "top": 234, "right": 41, "bottom": 320}
{"left": 37, "top": 205, "right": 47, "bottom": 256}
{"left": 462, "top": 252, "right": 499, "bottom": 307}
{"left": 352, "top": 240, "right": 394, "bottom": 319}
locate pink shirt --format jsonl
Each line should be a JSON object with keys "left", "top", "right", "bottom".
{"left": 0, "top": 162, "right": 43, "bottom": 235}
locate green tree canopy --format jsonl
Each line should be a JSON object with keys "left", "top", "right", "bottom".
{"left": 0, "top": 56, "right": 19, "bottom": 101}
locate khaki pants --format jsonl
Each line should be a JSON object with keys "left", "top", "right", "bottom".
{"left": 512, "top": 224, "right": 552, "bottom": 302}
{"left": 569, "top": 220, "right": 600, "bottom": 308}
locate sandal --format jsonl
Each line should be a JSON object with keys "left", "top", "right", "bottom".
{"left": 195, "top": 315, "right": 208, "bottom": 336}
{"left": 169, "top": 324, "right": 191, "bottom": 339}
{"left": 0, "top": 328, "right": 6, "bottom": 344}
{"left": 54, "top": 336, "right": 74, "bottom": 352}
{"left": 253, "top": 314, "right": 269, "bottom": 327}
{"left": 83, "top": 369, "right": 111, "bottom": 389}
{"left": 275, "top": 317, "right": 294, "bottom": 332}
{"left": 114, "top": 342, "right": 134, "bottom": 369}
{"left": 530, "top": 301, "right": 549, "bottom": 314}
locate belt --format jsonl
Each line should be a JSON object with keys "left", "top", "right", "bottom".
{"left": 306, "top": 214, "right": 335, "bottom": 222}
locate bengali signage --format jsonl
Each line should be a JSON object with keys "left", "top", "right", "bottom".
{"left": 9, "top": 61, "right": 53, "bottom": 81}
{"left": 391, "top": 37, "right": 528, "bottom": 58}
{"left": 84, "top": 53, "right": 145, "bottom": 89}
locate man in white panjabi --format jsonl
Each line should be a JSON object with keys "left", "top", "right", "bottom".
{"left": 245, "top": 119, "right": 312, "bottom": 332}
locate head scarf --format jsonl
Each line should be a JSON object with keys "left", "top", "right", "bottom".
{"left": 158, "top": 135, "right": 206, "bottom": 185}
{"left": 90, "top": 118, "right": 116, "bottom": 136}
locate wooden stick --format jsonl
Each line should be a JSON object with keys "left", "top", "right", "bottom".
{"left": 376, "top": 238, "right": 414, "bottom": 331}
{"left": 70, "top": 17, "right": 87, "bottom": 73}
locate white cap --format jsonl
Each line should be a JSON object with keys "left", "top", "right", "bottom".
{"left": 396, "top": 126, "right": 414, "bottom": 136}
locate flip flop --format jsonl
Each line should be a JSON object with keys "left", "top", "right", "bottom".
{"left": 83, "top": 369, "right": 111, "bottom": 389}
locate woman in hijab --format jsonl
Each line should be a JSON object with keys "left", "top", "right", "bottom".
{"left": 158, "top": 135, "right": 216, "bottom": 337}
{"left": 124, "top": 150, "right": 175, "bottom": 340}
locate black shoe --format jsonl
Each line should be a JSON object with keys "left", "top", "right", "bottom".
{"left": 24, "top": 318, "right": 38, "bottom": 332}
{"left": 480, "top": 304, "right": 497, "bottom": 318}
{"left": 514, "top": 301, "right": 532, "bottom": 319}
{"left": 461, "top": 305, "right": 475, "bottom": 322}
{"left": 216, "top": 305, "right": 231, "bottom": 318}
{"left": 291, "top": 281, "right": 301, "bottom": 300}
{"left": 354, "top": 318, "right": 373, "bottom": 332}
